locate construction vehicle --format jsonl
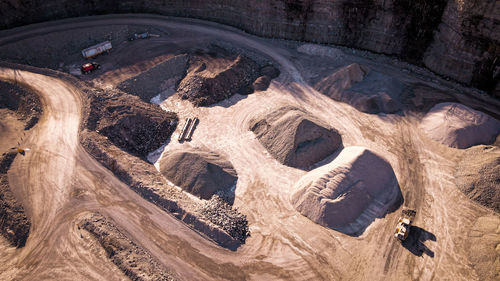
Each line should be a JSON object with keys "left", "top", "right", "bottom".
{"left": 80, "top": 62, "right": 100, "bottom": 74}
{"left": 81, "top": 41, "right": 112, "bottom": 58}
{"left": 394, "top": 208, "right": 416, "bottom": 241}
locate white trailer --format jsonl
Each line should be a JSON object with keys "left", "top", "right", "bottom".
{"left": 81, "top": 41, "right": 112, "bottom": 58}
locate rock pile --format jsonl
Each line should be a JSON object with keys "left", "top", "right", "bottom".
{"left": 455, "top": 145, "right": 500, "bottom": 212}
{"left": 292, "top": 146, "right": 401, "bottom": 235}
{"left": 420, "top": 102, "right": 500, "bottom": 149}
{"left": 88, "top": 89, "right": 178, "bottom": 157}
{"left": 177, "top": 50, "right": 260, "bottom": 106}
{"left": 250, "top": 106, "right": 342, "bottom": 169}
{"left": 0, "top": 80, "right": 42, "bottom": 130}
{"left": 315, "top": 63, "right": 404, "bottom": 114}
{"left": 159, "top": 149, "right": 237, "bottom": 200}
{"left": 79, "top": 213, "right": 176, "bottom": 281}
{"left": 197, "top": 195, "right": 250, "bottom": 243}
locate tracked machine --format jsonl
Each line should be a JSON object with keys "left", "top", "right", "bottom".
{"left": 394, "top": 208, "right": 416, "bottom": 241}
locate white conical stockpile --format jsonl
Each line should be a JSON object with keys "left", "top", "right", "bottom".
{"left": 291, "top": 146, "right": 401, "bottom": 235}
{"left": 420, "top": 102, "right": 500, "bottom": 149}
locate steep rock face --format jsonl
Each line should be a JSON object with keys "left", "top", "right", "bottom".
{"left": 0, "top": 0, "right": 496, "bottom": 92}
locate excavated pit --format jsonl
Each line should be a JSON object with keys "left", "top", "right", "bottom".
{"left": 250, "top": 106, "right": 342, "bottom": 169}
{"left": 292, "top": 146, "right": 402, "bottom": 235}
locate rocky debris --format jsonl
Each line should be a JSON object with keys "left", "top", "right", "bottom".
{"left": 117, "top": 55, "right": 189, "bottom": 103}
{"left": 177, "top": 49, "right": 261, "bottom": 106}
{"left": 292, "top": 146, "right": 401, "bottom": 235}
{"left": 455, "top": 145, "right": 500, "bottom": 213}
{"left": 315, "top": 63, "right": 404, "bottom": 114}
{"left": 197, "top": 195, "right": 250, "bottom": 243}
{"left": 81, "top": 132, "right": 243, "bottom": 249}
{"left": 79, "top": 213, "right": 176, "bottom": 281}
{"left": 297, "top": 44, "right": 345, "bottom": 60}
{"left": 420, "top": 103, "right": 500, "bottom": 149}
{"left": 87, "top": 89, "right": 178, "bottom": 157}
{"left": 466, "top": 215, "right": 500, "bottom": 281}
{"left": 0, "top": 80, "right": 42, "bottom": 130}
{"left": 159, "top": 148, "right": 237, "bottom": 200}
{"left": 250, "top": 106, "right": 342, "bottom": 169}
{"left": 0, "top": 151, "right": 31, "bottom": 247}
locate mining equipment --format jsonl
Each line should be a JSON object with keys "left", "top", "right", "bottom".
{"left": 394, "top": 208, "right": 416, "bottom": 241}
{"left": 81, "top": 62, "right": 100, "bottom": 74}
{"left": 185, "top": 117, "right": 199, "bottom": 141}
{"left": 81, "top": 41, "right": 112, "bottom": 58}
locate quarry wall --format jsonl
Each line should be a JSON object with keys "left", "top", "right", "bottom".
{"left": 0, "top": 0, "right": 498, "bottom": 92}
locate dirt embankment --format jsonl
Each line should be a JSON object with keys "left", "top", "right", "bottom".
{"left": 86, "top": 88, "right": 178, "bottom": 158}
{"left": 79, "top": 213, "right": 176, "bottom": 281}
{"left": 0, "top": 80, "right": 42, "bottom": 130}
{"left": 0, "top": 151, "right": 31, "bottom": 247}
{"left": 455, "top": 145, "right": 500, "bottom": 213}
{"left": 177, "top": 46, "right": 278, "bottom": 106}
{"left": 250, "top": 106, "right": 342, "bottom": 169}
{"left": 81, "top": 88, "right": 248, "bottom": 249}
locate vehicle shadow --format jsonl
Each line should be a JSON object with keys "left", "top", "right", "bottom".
{"left": 401, "top": 225, "right": 436, "bottom": 257}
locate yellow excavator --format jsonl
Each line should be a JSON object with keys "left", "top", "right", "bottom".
{"left": 394, "top": 208, "right": 416, "bottom": 241}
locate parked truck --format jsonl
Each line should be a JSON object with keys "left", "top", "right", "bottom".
{"left": 81, "top": 41, "right": 112, "bottom": 58}
{"left": 394, "top": 208, "right": 416, "bottom": 241}
{"left": 80, "top": 62, "right": 100, "bottom": 74}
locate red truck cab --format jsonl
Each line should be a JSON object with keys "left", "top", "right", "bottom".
{"left": 81, "top": 62, "right": 100, "bottom": 74}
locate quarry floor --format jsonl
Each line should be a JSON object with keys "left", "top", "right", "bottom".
{"left": 0, "top": 14, "right": 499, "bottom": 281}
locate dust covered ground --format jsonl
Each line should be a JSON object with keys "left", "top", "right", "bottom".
{"left": 0, "top": 15, "right": 499, "bottom": 281}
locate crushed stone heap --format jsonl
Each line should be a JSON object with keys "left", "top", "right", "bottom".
{"left": 249, "top": 106, "right": 342, "bottom": 169}
{"left": 315, "top": 63, "right": 404, "bottom": 114}
{"left": 89, "top": 91, "right": 178, "bottom": 157}
{"left": 177, "top": 50, "right": 260, "bottom": 106}
{"left": 455, "top": 145, "right": 500, "bottom": 213}
{"left": 159, "top": 148, "right": 237, "bottom": 200}
{"left": 292, "top": 146, "right": 401, "bottom": 235}
{"left": 420, "top": 102, "right": 500, "bottom": 149}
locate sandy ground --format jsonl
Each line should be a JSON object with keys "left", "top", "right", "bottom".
{"left": 0, "top": 14, "right": 499, "bottom": 281}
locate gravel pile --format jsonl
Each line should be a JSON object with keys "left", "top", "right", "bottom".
{"left": 197, "top": 195, "right": 250, "bottom": 243}
{"left": 177, "top": 50, "right": 260, "bottom": 106}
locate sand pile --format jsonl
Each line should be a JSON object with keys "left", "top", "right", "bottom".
{"left": 159, "top": 148, "right": 237, "bottom": 200}
{"left": 250, "top": 106, "right": 342, "bottom": 169}
{"left": 177, "top": 50, "right": 260, "bottom": 106}
{"left": 315, "top": 63, "right": 404, "bottom": 113}
{"left": 420, "top": 103, "right": 500, "bottom": 149}
{"left": 88, "top": 89, "right": 178, "bottom": 157}
{"left": 292, "top": 146, "right": 400, "bottom": 235}
{"left": 455, "top": 145, "right": 500, "bottom": 212}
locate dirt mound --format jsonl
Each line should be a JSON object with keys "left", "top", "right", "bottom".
{"left": 0, "top": 80, "right": 42, "bottom": 130}
{"left": 315, "top": 63, "right": 404, "bottom": 114}
{"left": 0, "top": 151, "right": 31, "bottom": 247}
{"left": 88, "top": 89, "right": 178, "bottom": 157}
{"left": 79, "top": 213, "right": 176, "bottom": 281}
{"left": 420, "top": 102, "right": 500, "bottom": 149}
{"left": 159, "top": 148, "right": 237, "bottom": 200}
{"left": 455, "top": 145, "right": 500, "bottom": 212}
{"left": 250, "top": 106, "right": 342, "bottom": 169}
{"left": 177, "top": 50, "right": 260, "bottom": 106}
{"left": 292, "top": 146, "right": 401, "bottom": 235}
{"left": 466, "top": 215, "right": 500, "bottom": 281}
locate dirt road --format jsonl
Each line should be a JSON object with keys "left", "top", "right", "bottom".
{"left": 0, "top": 15, "right": 497, "bottom": 280}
